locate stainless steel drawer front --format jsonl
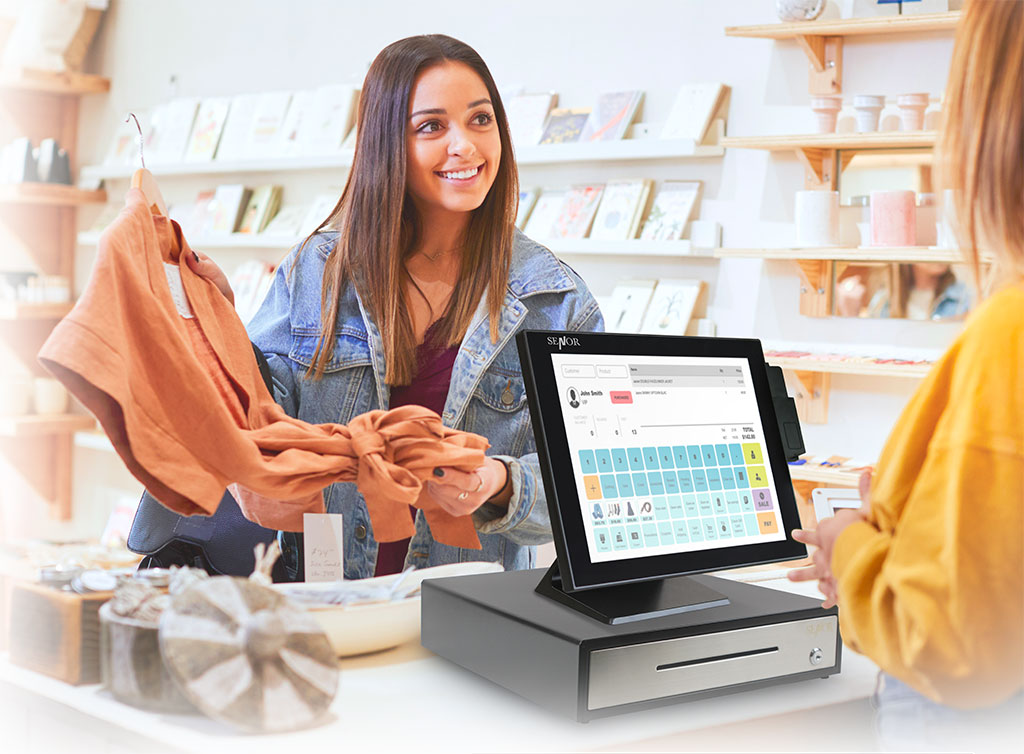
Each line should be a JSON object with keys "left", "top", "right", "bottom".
{"left": 588, "top": 616, "right": 838, "bottom": 710}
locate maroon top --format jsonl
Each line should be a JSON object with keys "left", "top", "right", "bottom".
{"left": 373, "top": 322, "right": 459, "bottom": 576}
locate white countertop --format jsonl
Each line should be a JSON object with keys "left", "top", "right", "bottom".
{"left": 0, "top": 576, "right": 881, "bottom": 754}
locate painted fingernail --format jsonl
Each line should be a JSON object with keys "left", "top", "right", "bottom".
{"left": 433, "top": 467, "right": 444, "bottom": 477}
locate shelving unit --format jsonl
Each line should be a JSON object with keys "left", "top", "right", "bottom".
{"left": 0, "top": 301, "right": 74, "bottom": 320}
{"left": 0, "top": 183, "right": 106, "bottom": 206}
{"left": 0, "top": 68, "right": 111, "bottom": 96}
{"left": 716, "top": 248, "right": 988, "bottom": 321}
{"left": 767, "top": 356, "right": 931, "bottom": 379}
{"left": 80, "top": 132, "right": 725, "bottom": 181}
{"left": 80, "top": 153, "right": 355, "bottom": 181}
{"left": 75, "top": 231, "right": 712, "bottom": 260}
{"left": 546, "top": 239, "right": 709, "bottom": 258}
{"left": 516, "top": 135, "right": 725, "bottom": 163}
{"left": 726, "top": 13, "right": 960, "bottom": 42}
{"left": 786, "top": 460, "right": 867, "bottom": 529}
{"left": 0, "top": 415, "right": 95, "bottom": 439}
{"left": 714, "top": 246, "right": 968, "bottom": 263}
{"left": 76, "top": 230, "right": 300, "bottom": 251}
{"left": 722, "top": 131, "right": 935, "bottom": 191}
{"left": 0, "top": 69, "right": 108, "bottom": 521}
{"left": 721, "top": 130, "right": 941, "bottom": 316}
{"left": 725, "top": 12, "right": 960, "bottom": 95}
{"left": 788, "top": 463, "right": 863, "bottom": 488}
{"left": 765, "top": 353, "right": 929, "bottom": 427}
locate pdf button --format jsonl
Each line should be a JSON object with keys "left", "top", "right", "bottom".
{"left": 610, "top": 391, "right": 633, "bottom": 404}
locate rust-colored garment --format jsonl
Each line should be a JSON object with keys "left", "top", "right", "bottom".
{"left": 38, "top": 189, "right": 488, "bottom": 547}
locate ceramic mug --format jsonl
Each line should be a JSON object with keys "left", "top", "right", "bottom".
{"left": 870, "top": 190, "right": 916, "bottom": 246}
{"left": 795, "top": 190, "right": 840, "bottom": 247}
{"left": 0, "top": 376, "right": 33, "bottom": 416}
{"left": 33, "top": 377, "right": 69, "bottom": 414}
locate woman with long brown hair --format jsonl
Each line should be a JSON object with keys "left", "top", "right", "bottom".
{"left": 789, "top": 1, "right": 1023, "bottom": 749}
{"left": 189, "top": 35, "right": 603, "bottom": 578}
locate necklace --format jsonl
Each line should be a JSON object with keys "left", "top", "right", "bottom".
{"left": 420, "top": 244, "right": 463, "bottom": 262}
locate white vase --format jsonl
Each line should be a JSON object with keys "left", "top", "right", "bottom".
{"left": 898, "top": 93, "right": 929, "bottom": 132}
{"left": 810, "top": 95, "right": 843, "bottom": 133}
{"left": 853, "top": 94, "right": 885, "bottom": 132}
{"left": 777, "top": 0, "right": 826, "bottom": 21}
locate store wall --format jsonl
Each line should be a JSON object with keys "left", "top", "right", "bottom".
{"left": 62, "top": 0, "right": 958, "bottom": 539}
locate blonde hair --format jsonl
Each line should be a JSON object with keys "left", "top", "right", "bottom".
{"left": 938, "top": 0, "right": 1024, "bottom": 290}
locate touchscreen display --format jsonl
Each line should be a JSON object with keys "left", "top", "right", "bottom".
{"left": 551, "top": 353, "right": 786, "bottom": 563}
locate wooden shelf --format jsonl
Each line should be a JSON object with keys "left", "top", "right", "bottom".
{"left": 0, "top": 301, "right": 73, "bottom": 320}
{"left": 74, "top": 429, "right": 113, "bottom": 452}
{"left": 788, "top": 463, "right": 864, "bottom": 487}
{"left": 77, "top": 230, "right": 301, "bottom": 250}
{"left": 724, "top": 131, "right": 935, "bottom": 193}
{"left": 80, "top": 134, "right": 725, "bottom": 181}
{"left": 725, "top": 12, "right": 960, "bottom": 40}
{"left": 81, "top": 153, "right": 355, "bottom": 181}
{"left": 725, "top": 13, "right": 959, "bottom": 95}
{"left": 0, "top": 414, "right": 94, "bottom": 438}
{"left": 722, "top": 131, "right": 936, "bottom": 152}
{"left": 0, "top": 68, "right": 111, "bottom": 96}
{"left": 0, "top": 184, "right": 107, "bottom": 206}
{"left": 715, "top": 247, "right": 971, "bottom": 263}
{"left": 768, "top": 355, "right": 932, "bottom": 378}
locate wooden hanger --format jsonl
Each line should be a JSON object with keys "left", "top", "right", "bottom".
{"left": 125, "top": 112, "right": 168, "bottom": 216}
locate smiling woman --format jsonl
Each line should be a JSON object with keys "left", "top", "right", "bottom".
{"left": 186, "top": 34, "right": 604, "bottom": 581}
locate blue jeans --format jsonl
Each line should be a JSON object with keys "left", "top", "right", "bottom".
{"left": 874, "top": 672, "right": 1024, "bottom": 753}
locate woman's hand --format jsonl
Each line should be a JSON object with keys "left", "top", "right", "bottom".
{"left": 787, "top": 470, "right": 873, "bottom": 607}
{"left": 426, "top": 457, "right": 510, "bottom": 517}
{"left": 184, "top": 248, "right": 234, "bottom": 306}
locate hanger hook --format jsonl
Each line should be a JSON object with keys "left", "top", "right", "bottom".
{"left": 124, "top": 112, "right": 146, "bottom": 169}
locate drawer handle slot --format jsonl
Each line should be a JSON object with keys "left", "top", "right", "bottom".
{"left": 656, "top": 646, "right": 779, "bottom": 672}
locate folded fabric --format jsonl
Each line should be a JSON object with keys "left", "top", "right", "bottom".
{"left": 38, "top": 189, "right": 488, "bottom": 548}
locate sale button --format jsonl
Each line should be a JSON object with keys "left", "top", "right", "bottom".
{"left": 610, "top": 391, "right": 633, "bottom": 404}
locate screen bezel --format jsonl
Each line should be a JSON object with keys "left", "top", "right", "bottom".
{"left": 518, "top": 330, "right": 807, "bottom": 592}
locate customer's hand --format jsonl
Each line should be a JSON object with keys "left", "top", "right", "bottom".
{"left": 426, "top": 457, "right": 510, "bottom": 517}
{"left": 787, "top": 470, "right": 873, "bottom": 608}
{"left": 184, "top": 248, "right": 234, "bottom": 306}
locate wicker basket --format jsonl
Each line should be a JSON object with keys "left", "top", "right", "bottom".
{"left": 99, "top": 601, "right": 196, "bottom": 713}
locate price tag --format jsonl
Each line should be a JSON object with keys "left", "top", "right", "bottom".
{"left": 303, "top": 513, "right": 344, "bottom": 582}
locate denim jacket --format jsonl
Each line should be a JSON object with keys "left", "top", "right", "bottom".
{"left": 246, "top": 229, "right": 604, "bottom": 579}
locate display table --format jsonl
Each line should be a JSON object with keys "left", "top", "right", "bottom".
{"left": 0, "top": 575, "right": 881, "bottom": 753}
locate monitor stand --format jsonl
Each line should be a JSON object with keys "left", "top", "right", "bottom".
{"left": 535, "top": 563, "right": 730, "bottom": 625}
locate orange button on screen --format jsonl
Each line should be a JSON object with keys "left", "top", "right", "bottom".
{"left": 757, "top": 513, "right": 779, "bottom": 534}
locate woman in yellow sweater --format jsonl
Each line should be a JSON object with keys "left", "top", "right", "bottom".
{"left": 788, "top": 0, "right": 1023, "bottom": 749}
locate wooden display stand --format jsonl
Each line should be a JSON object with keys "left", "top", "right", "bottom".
{"left": 7, "top": 580, "right": 113, "bottom": 685}
{"left": 0, "top": 69, "right": 107, "bottom": 521}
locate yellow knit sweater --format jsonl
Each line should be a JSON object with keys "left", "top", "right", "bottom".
{"left": 832, "top": 282, "right": 1024, "bottom": 709}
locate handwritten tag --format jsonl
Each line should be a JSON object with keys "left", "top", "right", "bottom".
{"left": 163, "top": 262, "right": 194, "bottom": 319}
{"left": 303, "top": 513, "right": 344, "bottom": 582}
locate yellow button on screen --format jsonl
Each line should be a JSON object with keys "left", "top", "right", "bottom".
{"left": 741, "top": 443, "right": 764, "bottom": 464}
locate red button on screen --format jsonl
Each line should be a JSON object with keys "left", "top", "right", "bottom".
{"left": 610, "top": 391, "right": 633, "bottom": 404}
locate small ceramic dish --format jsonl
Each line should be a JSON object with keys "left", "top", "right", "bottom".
{"left": 274, "top": 561, "right": 503, "bottom": 656}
